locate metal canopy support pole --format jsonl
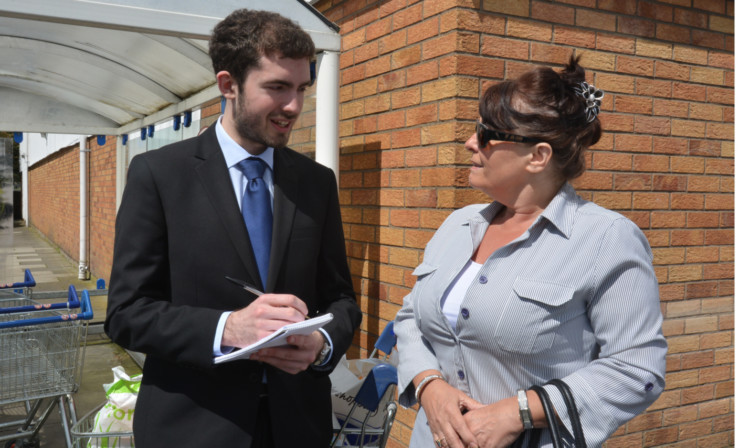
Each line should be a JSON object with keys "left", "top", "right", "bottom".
{"left": 314, "top": 50, "right": 340, "bottom": 185}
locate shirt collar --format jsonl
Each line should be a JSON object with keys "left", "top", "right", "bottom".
{"left": 215, "top": 116, "right": 274, "bottom": 170}
{"left": 471, "top": 183, "right": 579, "bottom": 239}
{"left": 538, "top": 182, "right": 579, "bottom": 239}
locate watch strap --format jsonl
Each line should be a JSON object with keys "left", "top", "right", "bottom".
{"left": 313, "top": 340, "right": 331, "bottom": 366}
{"left": 517, "top": 389, "right": 533, "bottom": 430}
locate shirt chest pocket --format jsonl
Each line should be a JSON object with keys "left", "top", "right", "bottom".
{"left": 411, "top": 262, "right": 440, "bottom": 329}
{"left": 493, "top": 277, "right": 580, "bottom": 354}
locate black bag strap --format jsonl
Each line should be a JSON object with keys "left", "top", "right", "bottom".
{"left": 546, "top": 379, "right": 586, "bottom": 448}
{"left": 528, "top": 385, "right": 563, "bottom": 448}
{"left": 518, "top": 380, "right": 586, "bottom": 448}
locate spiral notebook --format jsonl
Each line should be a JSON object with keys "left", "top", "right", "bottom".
{"left": 214, "top": 313, "right": 333, "bottom": 364}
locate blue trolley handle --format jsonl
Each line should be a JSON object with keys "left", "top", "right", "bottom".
{"left": 0, "top": 286, "right": 93, "bottom": 329}
{"left": 0, "top": 284, "right": 81, "bottom": 315}
{"left": 0, "top": 269, "right": 37, "bottom": 290}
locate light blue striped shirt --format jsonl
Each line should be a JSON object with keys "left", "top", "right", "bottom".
{"left": 394, "top": 183, "right": 667, "bottom": 447}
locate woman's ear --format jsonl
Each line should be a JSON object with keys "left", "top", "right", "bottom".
{"left": 527, "top": 142, "right": 554, "bottom": 174}
{"left": 216, "top": 71, "right": 237, "bottom": 99}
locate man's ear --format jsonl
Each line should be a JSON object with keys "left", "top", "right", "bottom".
{"left": 527, "top": 142, "right": 554, "bottom": 174}
{"left": 216, "top": 71, "right": 237, "bottom": 99}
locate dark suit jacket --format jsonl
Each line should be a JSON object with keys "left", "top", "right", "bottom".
{"left": 105, "top": 123, "right": 361, "bottom": 447}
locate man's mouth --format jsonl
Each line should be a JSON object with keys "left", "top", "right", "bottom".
{"left": 271, "top": 118, "right": 292, "bottom": 131}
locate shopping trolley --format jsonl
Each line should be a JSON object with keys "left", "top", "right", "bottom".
{"left": 70, "top": 401, "right": 134, "bottom": 448}
{"left": 0, "top": 269, "right": 36, "bottom": 298}
{"left": 331, "top": 321, "right": 399, "bottom": 448}
{"left": 0, "top": 286, "right": 93, "bottom": 448}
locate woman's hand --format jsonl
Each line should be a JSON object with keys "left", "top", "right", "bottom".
{"left": 462, "top": 396, "right": 525, "bottom": 448}
{"left": 418, "top": 375, "right": 482, "bottom": 448}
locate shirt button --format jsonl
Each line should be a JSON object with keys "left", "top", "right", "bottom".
{"left": 645, "top": 382, "right": 654, "bottom": 392}
{"left": 478, "top": 275, "right": 488, "bottom": 284}
{"left": 457, "top": 370, "right": 465, "bottom": 380}
{"left": 461, "top": 308, "right": 470, "bottom": 319}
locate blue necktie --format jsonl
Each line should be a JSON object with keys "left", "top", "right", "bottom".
{"left": 237, "top": 158, "right": 272, "bottom": 289}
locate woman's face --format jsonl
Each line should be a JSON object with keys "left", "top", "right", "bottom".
{"left": 465, "top": 121, "right": 537, "bottom": 199}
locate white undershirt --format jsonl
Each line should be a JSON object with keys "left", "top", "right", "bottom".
{"left": 440, "top": 260, "right": 483, "bottom": 330}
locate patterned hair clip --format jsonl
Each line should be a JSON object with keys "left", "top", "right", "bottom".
{"left": 574, "top": 81, "right": 604, "bottom": 123}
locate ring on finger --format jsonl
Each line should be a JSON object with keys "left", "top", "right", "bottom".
{"left": 435, "top": 438, "right": 443, "bottom": 448}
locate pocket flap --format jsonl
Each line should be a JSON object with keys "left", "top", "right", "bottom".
{"left": 512, "top": 277, "right": 575, "bottom": 307}
{"left": 412, "top": 262, "right": 438, "bottom": 277}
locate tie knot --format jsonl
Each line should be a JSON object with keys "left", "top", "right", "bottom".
{"left": 237, "top": 157, "right": 267, "bottom": 180}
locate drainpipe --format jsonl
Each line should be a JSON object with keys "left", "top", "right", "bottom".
{"left": 315, "top": 50, "right": 340, "bottom": 184}
{"left": 79, "top": 137, "right": 90, "bottom": 280}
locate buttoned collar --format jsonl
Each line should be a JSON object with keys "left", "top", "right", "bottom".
{"left": 215, "top": 116, "right": 275, "bottom": 171}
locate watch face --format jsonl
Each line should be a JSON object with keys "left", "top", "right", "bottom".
{"left": 314, "top": 342, "right": 331, "bottom": 366}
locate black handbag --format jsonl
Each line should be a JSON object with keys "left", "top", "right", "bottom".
{"left": 513, "top": 380, "right": 586, "bottom": 448}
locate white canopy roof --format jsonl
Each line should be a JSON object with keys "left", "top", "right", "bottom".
{"left": 0, "top": 0, "right": 339, "bottom": 136}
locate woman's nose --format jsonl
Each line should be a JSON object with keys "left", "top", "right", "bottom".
{"left": 465, "top": 133, "right": 480, "bottom": 152}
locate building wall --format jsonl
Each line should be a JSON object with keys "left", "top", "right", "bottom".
{"left": 28, "top": 136, "right": 118, "bottom": 282}
{"left": 28, "top": 143, "right": 81, "bottom": 267}
{"left": 312, "top": 0, "right": 734, "bottom": 446}
{"left": 88, "top": 137, "right": 118, "bottom": 282}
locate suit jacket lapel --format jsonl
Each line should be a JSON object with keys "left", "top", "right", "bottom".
{"left": 193, "top": 125, "right": 264, "bottom": 288}
{"left": 266, "top": 148, "right": 298, "bottom": 291}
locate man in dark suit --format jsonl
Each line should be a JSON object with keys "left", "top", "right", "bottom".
{"left": 105, "top": 9, "right": 361, "bottom": 447}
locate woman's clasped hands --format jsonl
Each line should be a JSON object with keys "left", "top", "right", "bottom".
{"left": 420, "top": 379, "right": 525, "bottom": 448}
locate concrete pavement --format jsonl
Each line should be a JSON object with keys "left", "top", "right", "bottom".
{"left": 0, "top": 225, "right": 141, "bottom": 447}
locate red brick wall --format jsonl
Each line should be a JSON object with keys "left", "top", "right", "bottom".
{"left": 28, "top": 143, "right": 81, "bottom": 266}
{"left": 88, "top": 137, "right": 117, "bottom": 282}
{"left": 28, "top": 136, "right": 117, "bottom": 283}
{"left": 314, "top": 0, "right": 734, "bottom": 446}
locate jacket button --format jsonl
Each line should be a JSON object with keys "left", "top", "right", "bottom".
{"left": 457, "top": 370, "right": 465, "bottom": 380}
{"left": 461, "top": 308, "right": 470, "bottom": 319}
{"left": 645, "top": 382, "right": 654, "bottom": 392}
{"left": 478, "top": 275, "right": 488, "bottom": 284}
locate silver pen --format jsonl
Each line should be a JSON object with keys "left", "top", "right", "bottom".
{"left": 224, "top": 276, "right": 263, "bottom": 296}
{"left": 224, "top": 275, "right": 310, "bottom": 319}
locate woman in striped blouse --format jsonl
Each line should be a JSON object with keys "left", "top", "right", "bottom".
{"left": 394, "top": 56, "right": 667, "bottom": 448}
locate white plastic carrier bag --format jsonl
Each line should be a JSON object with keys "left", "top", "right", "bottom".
{"left": 88, "top": 366, "right": 142, "bottom": 448}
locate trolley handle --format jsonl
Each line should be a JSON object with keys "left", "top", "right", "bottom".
{"left": 0, "top": 286, "right": 93, "bottom": 329}
{"left": 0, "top": 268, "right": 36, "bottom": 289}
{"left": 0, "top": 283, "right": 82, "bottom": 315}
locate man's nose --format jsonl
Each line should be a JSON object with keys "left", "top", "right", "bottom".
{"left": 282, "top": 91, "right": 304, "bottom": 116}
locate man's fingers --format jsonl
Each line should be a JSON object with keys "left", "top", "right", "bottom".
{"left": 254, "top": 294, "right": 308, "bottom": 319}
{"left": 252, "top": 346, "right": 315, "bottom": 374}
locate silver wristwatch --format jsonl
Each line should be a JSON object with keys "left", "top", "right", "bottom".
{"left": 517, "top": 389, "right": 533, "bottom": 430}
{"left": 313, "top": 340, "right": 331, "bottom": 366}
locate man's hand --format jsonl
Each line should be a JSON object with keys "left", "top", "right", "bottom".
{"left": 221, "top": 293, "right": 308, "bottom": 348}
{"left": 250, "top": 330, "right": 325, "bottom": 374}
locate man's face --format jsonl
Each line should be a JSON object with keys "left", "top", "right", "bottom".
{"left": 228, "top": 54, "right": 311, "bottom": 154}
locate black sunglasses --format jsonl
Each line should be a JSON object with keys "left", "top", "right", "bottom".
{"left": 475, "top": 121, "right": 543, "bottom": 147}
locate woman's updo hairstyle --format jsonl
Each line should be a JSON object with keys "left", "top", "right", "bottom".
{"left": 478, "top": 54, "right": 602, "bottom": 180}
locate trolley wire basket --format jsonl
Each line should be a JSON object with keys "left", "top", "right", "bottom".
{"left": 0, "top": 286, "right": 93, "bottom": 448}
{"left": 70, "top": 401, "right": 134, "bottom": 448}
